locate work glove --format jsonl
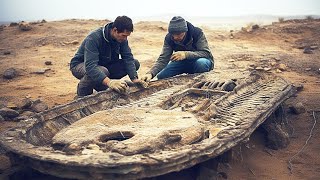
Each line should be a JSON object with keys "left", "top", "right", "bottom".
{"left": 140, "top": 73, "right": 153, "bottom": 82}
{"left": 171, "top": 51, "right": 187, "bottom": 61}
{"left": 106, "top": 79, "right": 128, "bottom": 93}
{"left": 132, "top": 79, "right": 149, "bottom": 88}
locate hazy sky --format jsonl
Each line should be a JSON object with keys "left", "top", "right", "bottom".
{"left": 1, "top": 0, "right": 319, "bottom": 22}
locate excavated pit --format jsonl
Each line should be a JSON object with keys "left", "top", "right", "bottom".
{"left": 0, "top": 71, "right": 293, "bottom": 179}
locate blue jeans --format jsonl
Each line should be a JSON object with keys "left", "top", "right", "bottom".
{"left": 157, "top": 58, "right": 213, "bottom": 79}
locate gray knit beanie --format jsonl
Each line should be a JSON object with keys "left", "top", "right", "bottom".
{"left": 168, "top": 16, "right": 188, "bottom": 33}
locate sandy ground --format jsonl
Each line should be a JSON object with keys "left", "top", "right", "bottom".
{"left": 0, "top": 18, "right": 320, "bottom": 179}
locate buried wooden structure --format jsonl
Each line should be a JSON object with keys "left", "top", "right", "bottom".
{"left": 0, "top": 71, "right": 294, "bottom": 179}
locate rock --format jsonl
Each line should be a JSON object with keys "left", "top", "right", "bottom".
{"left": 32, "top": 68, "right": 50, "bottom": 74}
{"left": 276, "top": 69, "right": 282, "bottom": 73}
{"left": 13, "top": 115, "right": 29, "bottom": 122}
{"left": 251, "top": 24, "right": 259, "bottom": 30}
{"left": 45, "top": 60, "right": 52, "bottom": 65}
{"left": 19, "top": 22, "right": 32, "bottom": 31}
{"left": 31, "top": 101, "right": 48, "bottom": 113}
{"left": 9, "top": 22, "right": 18, "bottom": 26}
{"left": 310, "top": 45, "right": 318, "bottom": 50}
{"left": 305, "top": 68, "right": 311, "bottom": 71}
{"left": 3, "top": 51, "right": 11, "bottom": 55}
{"left": 0, "top": 115, "right": 4, "bottom": 122}
{"left": 221, "top": 80, "right": 237, "bottom": 92}
{"left": 6, "top": 102, "right": 18, "bottom": 110}
{"left": 289, "top": 102, "right": 306, "bottom": 114}
{"left": 41, "top": 19, "right": 47, "bottom": 23}
{"left": 274, "top": 57, "right": 281, "bottom": 61}
{"left": 255, "top": 66, "right": 264, "bottom": 71}
{"left": 263, "top": 123, "right": 290, "bottom": 150}
{"left": 303, "top": 47, "right": 313, "bottom": 54}
{"left": 263, "top": 67, "right": 272, "bottom": 71}
{"left": 17, "top": 98, "right": 33, "bottom": 109}
{"left": 3, "top": 68, "right": 17, "bottom": 79}
{"left": 21, "top": 111, "right": 35, "bottom": 117}
{"left": 0, "top": 107, "right": 19, "bottom": 118}
{"left": 278, "top": 64, "right": 287, "bottom": 71}
{"left": 293, "top": 84, "right": 304, "bottom": 92}
{"left": 270, "top": 62, "right": 276, "bottom": 66}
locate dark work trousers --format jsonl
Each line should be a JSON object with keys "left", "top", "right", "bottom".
{"left": 71, "top": 59, "right": 140, "bottom": 97}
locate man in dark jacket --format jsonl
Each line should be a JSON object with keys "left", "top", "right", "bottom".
{"left": 140, "top": 16, "right": 214, "bottom": 82}
{"left": 70, "top": 16, "right": 143, "bottom": 97}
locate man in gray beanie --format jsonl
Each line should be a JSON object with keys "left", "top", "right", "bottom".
{"left": 140, "top": 16, "right": 214, "bottom": 81}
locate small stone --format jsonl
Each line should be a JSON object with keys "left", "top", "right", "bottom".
{"left": 303, "top": 47, "right": 313, "bottom": 54}
{"left": 274, "top": 57, "right": 281, "bottom": 61}
{"left": 18, "top": 98, "right": 33, "bottom": 109}
{"left": 3, "top": 51, "right": 11, "bottom": 55}
{"left": 45, "top": 60, "right": 52, "bottom": 65}
{"left": 263, "top": 67, "right": 272, "bottom": 71}
{"left": 87, "top": 144, "right": 100, "bottom": 150}
{"left": 19, "top": 22, "right": 32, "bottom": 31}
{"left": 6, "top": 102, "right": 18, "bottom": 110}
{"left": 13, "top": 116, "right": 29, "bottom": 122}
{"left": 251, "top": 24, "right": 259, "bottom": 30}
{"left": 31, "top": 101, "right": 48, "bottom": 113}
{"left": 9, "top": 22, "right": 18, "bottom": 26}
{"left": 21, "top": 111, "right": 35, "bottom": 117}
{"left": 293, "top": 84, "right": 304, "bottom": 92}
{"left": 32, "top": 68, "right": 50, "bottom": 74}
{"left": 310, "top": 45, "right": 318, "bottom": 50}
{"left": 0, "top": 108, "right": 19, "bottom": 118}
{"left": 270, "top": 62, "right": 276, "bottom": 66}
{"left": 276, "top": 69, "right": 282, "bottom": 73}
{"left": 3, "top": 68, "right": 17, "bottom": 79}
{"left": 255, "top": 66, "right": 264, "bottom": 71}
{"left": 289, "top": 102, "right": 306, "bottom": 114}
{"left": 278, "top": 64, "right": 287, "bottom": 71}
{"left": 305, "top": 68, "right": 311, "bottom": 71}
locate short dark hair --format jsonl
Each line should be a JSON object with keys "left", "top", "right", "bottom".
{"left": 112, "top": 16, "right": 134, "bottom": 33}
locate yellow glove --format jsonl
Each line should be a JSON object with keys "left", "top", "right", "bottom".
{"left": 106, "top": 79, "right": 128, "bottom": 93}
{"left": 170, "top": 51, "right": 187, "bottom": 61}
{"left": 140, "top": 73, "right": 153, "bottom": 82}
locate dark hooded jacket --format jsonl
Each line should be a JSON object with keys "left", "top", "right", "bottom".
{"left": 70, "top": 22, "right": 138, "bottom": 84}
{"left": 148, "top": 21, "right": 214, "bottom": 77}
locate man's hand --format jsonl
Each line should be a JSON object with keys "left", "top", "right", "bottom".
{"left": 132, "top": 79, "right": 148, "bottom": 88}
{"left": 106, "top": 79, "right": 128, "bottom": 93}
{"left": 171, "top": 51, "right": 187, "bottom": 61}
{"left": 140, "top": 73, "right": 153, "bottom": 82}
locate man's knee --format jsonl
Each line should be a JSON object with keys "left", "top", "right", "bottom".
{"left": 134, "top": 59, "right": 140, "bottom": 70}
{"left": 194, "top": 58, "right": 212, "bottom": 73}
{"left": 97, "top": 66, "right": 110, "bottom": 77}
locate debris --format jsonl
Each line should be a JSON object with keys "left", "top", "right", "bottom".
{"left": 31, "top": 101, "right": 48, "bottom": 113}
{"left": 45, "top": 60, "right": 53, "bottom": 65}
{"left": 303, "top": 47, "right": 313, "bottom": 54}
{"left": 19, "top": 22, "right": 32, "bottom": 31}
{"left": 293, "top": 84, "right": 304, "bottom": 92}
{"left": 278, "top": 64, "right": 287, "bottom": 71}
{"left": 289, "top": 102, "right": 306, "bottom": 114}
{"left": 3, "top": 51, "right": 11, "bottom": 55}
{"left": 3, "top": 68, "right": 18, "bottom": 79}
{"left": 0, "top": 107, "right": 19, "bottom": 119}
